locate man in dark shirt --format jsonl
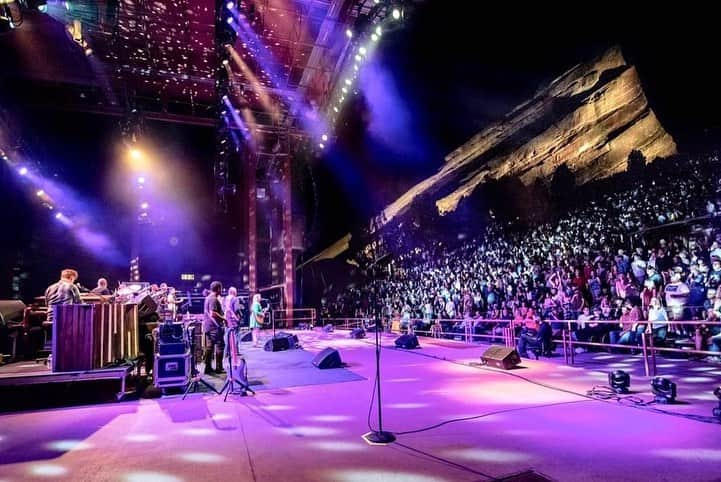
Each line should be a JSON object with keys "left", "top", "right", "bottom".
{"left": 90, "top": 278, "right": 111, "bottom": 296}
{"left": 45, "top": 269, "right": 81, "bottom": 323}
{"left": 203, "top": 281, "right": 225, "bottom": 375}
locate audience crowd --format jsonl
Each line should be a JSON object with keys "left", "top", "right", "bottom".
{"left": 323, "top": 155, "right": 721, "bottom": 359}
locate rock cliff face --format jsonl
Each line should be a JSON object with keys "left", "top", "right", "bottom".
{"left": 382, "top": 46, "right": 676, "bottom": 220}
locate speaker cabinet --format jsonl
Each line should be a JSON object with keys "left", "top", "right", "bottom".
{"left": 263, "top": 333, "right": 299, "bottom": 351}
{"left": 480, "top": 345, "right": 521, "bottom": 370}
{"left": 394, "top": 334, "right": 419, "bottom": 349}
{"left": 264, "top": 337, "right": 290, "bottom": 352}
{"left": 349, "top": 328, "right": 366, "bottom": 339}
{"left": 312, "top": 347, "right": 343, "bottom": 369}
{"left": 137, "top": 295, "right": 158, "bottom": 319}
{"left": 0, "top": 300, "right": 26, "bottom": 323}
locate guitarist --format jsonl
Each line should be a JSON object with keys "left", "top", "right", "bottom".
{"left": 249, "top": 293, "right": 265, "bottom": 347}
{"left": 203, "top": 281, "right": 226, "bottom": 375}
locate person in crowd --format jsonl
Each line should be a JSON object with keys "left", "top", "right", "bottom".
{"left": 665, "top": 271, "right": 690, "bottom": 332}
{"left": 609, "top": 302, "right": 644, "bottom": 347}
{"left": 647, "top": 296, "right": 669, "bottom": 342}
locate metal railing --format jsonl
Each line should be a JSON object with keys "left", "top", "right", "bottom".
{"left": 322, "top": 316, "right": 721, "bottom": 377}
{"left": 271, "top": 308, "right": 317, "bottom": 329}
{"left": 321, "top": 317, "right": 517, "bottom": 347}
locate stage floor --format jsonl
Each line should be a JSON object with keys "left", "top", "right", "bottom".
{"left": 0, "top": 330, "right": 719, "bottom": 482}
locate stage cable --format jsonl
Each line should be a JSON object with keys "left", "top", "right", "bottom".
{"left": 360, "top": 337, "right": 721, "bottom": 432}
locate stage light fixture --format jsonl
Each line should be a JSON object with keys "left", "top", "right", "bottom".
{"left": 608, "top": 370, "right": 630, "bottom": 393}
{"left": 345, "top": 28, "right": 353, "bottom": 38}
{"left": 371, "top": 33, "right": 378, "bottom": 42}
{"left": 345, "top": 78, "right": 352, "bottom": 85}
{"left": 129, "top": 148, "right": 142, "bottom": 160}
{"left": 321, "top": 134, "right": 328, "bottom": 141}
{"left": 319, "top": 143, "right": 325, "bottom": 149}
{"left": 227, "top": 17, "right": 233, "bottom": 24}
{"left": 359, "top": 46, "right": 367, "bottom": 55}
{"left": 376, "top": 25, "right": 382, "bottom": 36}
{"left": 713, "top": 387, "right": 721, "bottom": 420}
{"left": 55, "top": 212, "right": 63, "bottom": 219}
{"left": 650, "top": 377, "right": 676, "bottom": 404}
{"left": 355, "top": 54, "right": 362, "bottom": 61}
{"left": 226, "top": 1, "right": 234, "bottom": 8}
{"left": 36, "top": 190, "right": 44, "bottom": 197}
{"left": 137, "top": 176, "right": 146, "bottom": 184}
{"left": 18, "top": 167, "right": 28, "bottom": 176}
{"left": 140, "top": 202, "right": 149, "bottom": 210}
{"left": 222, "top": 59, "right": 229, "bottom": 66}
{"left": 392, "top": 8, "right": 401, "bottom": 20}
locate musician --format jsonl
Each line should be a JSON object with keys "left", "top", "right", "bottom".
{"left": 223, "top": 287, "right": 242, "bottom": 377}
{"left": 249, "top": 293, "right": 264, "bottom": 347}
{"left": 203, "top": 281, "right": 226, "bottom": 375}
{"left": 166, "top": 287, "right": 181, "bottom": 319}
{"left": 44, "top": 269, "right": 81, "bottom": 323}
{"left": 224, "top": 287, "right": 241, "bottom": 328}
{"left": 90, "top": 278, "right": 111, "bottom": 296}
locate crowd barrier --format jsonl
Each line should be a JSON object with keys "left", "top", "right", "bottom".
{"left": 271, "top": 308, "right": 317, "bottom": 329}
{"left": 321, "top": 316, "right": 721, "bottom": 377}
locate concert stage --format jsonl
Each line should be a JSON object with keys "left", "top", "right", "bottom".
{"left": 0, "top": 330, "right": 719, "bottom": 481}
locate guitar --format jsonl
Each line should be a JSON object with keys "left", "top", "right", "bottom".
{"left": 252, "top": 307, "right": 270, "bottom": 326}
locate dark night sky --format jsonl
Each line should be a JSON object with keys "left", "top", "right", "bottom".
{"left": 314, "top": 2, "right": 721, "bottom": 246}
{"left": 2, "top": 2, "right": 721, "bottom": 295}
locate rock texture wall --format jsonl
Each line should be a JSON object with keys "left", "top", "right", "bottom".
{"left": 383, "top": 46, "right": 676, "bottom": 219}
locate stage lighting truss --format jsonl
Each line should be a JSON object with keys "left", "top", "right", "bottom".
{"left": 320, "top": 0, "right": 413, "bottom": 151}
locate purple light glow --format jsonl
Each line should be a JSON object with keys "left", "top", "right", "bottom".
{"left": 230, "top": 10, "right": 327, "bottom": 138}
{"left": 18, "top": 167, "right": 28, "bottom": 176}
{"left": 137, "top": 176, "right": 146, "bottom": 185}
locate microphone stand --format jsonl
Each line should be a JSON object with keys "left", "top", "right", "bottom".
{"left": 362, "top": 312, "right": 395, "bottom": 445}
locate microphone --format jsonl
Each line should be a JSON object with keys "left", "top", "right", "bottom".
{"left": 75, "top": 282, "right": 90, "bottom": 293}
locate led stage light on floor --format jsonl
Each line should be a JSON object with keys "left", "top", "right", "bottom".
{"left": 651, "top": 377, "right": 676, "bottom": 404}
{"left": 608, "top": 370, "right": 630, "bottom": 393}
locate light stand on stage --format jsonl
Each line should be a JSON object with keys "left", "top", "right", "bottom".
{"left": 362, "top": 315, "right": 396, "bottom": 445}
{"left": 218, "top": 326, "right": 255, "bottom": 401}
{"left": 182, "top": 325, "right": 219, "bottom": 399}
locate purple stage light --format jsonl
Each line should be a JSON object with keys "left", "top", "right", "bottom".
{"left": 55, "top": 212, "right": 63, "bottom": 219}
{"left": 226, "top": 1, "right": 234, "bottom": 8}
{"left": 140, "top": 202, "right": 149, "bottom": 210}
{"left": 137, "top": 176, "right": 146, "bottom": 185}
{"left": 227, "top": 17, "right": 234, "bottom": 24}
{"left": 18, "top": 167, "right": 28, "bottom": 176}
